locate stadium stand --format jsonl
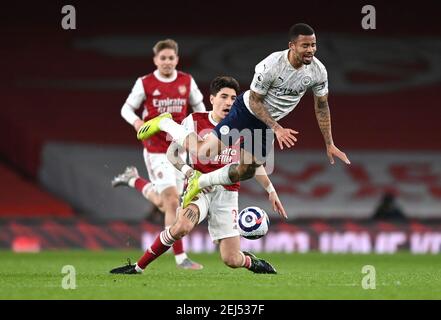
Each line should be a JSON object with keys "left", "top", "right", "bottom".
{"left": 0, "top": 163, "right": 73, "bottom": 217}
{"left": 0, "top": 2, "right": 440, "bottom": 223}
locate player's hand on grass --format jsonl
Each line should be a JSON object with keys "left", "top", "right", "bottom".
{"left": 274, "top": 126, "right": 298, "bottom": 150}
{"left": 269, "top": 191, "right": 288, "bottom": 219}
{"left": 327, "top": 144, "right": 350, "bottom": 165}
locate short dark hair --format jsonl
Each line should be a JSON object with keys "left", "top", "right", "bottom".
{"left": 210, "top": 76, "right": 240, "bottom": 96}
{"left": 289, "top": 23, "right": 315, "bottom": 41}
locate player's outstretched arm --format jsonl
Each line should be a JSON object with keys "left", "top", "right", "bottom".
{"left": 249, "top": 90, "right": 299, "bottom": 150}
{"left": 254, "top": 166, "right": 287, "bottom": 219}
{"left": 313, "top": 94, "right": 350, "bottom": 165}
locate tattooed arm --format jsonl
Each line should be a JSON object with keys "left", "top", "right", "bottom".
{"left": 249, "top": 90, "right": 279, "bottom": 130}
{"left": 314, "top": 94, "right": 333, "bottom": 146}
{"left": 249, "top": 90, "right": 298, "bottom": 150}
{"left": 314, "top": 94, "right": 350, "bottom": 165}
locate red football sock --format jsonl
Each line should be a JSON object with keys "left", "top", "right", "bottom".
{"left": 137, "top": 229, "right": 175, "bottom": 269}
{"left": 134, "top": 177, "right": 149, "bottom": 193}
{"left": 242, "top": 253, "right": 252, "bottom": 269}
{"left": 172, "top": 239, "right": 184, "bottom": 255}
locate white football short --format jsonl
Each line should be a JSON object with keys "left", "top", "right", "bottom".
{"left": 191, "top": 186, "right": 240, "bottom": 241}
{"left": 143, "top": 149, "right": 185, "bottom": 195}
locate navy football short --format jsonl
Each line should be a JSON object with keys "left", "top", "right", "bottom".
{"left": 212, "top": 93, "right": 274, "bottom": 163}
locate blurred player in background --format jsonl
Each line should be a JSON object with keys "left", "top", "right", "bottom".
{"left": 110, "top": 76, "right": 286, "bottom": 275}
{"left": 137, "top": 23, "right": 350, "bottom": 207}
{"left": 113, "top": 39, "right": 205, "bottom": 269}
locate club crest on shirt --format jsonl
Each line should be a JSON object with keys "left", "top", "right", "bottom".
{"left": 254, "top": 73, "right": 265, "bottom": 89}
{"left": 301, "top": 76, "right": 312, "bottom": 86}
{"left": 178, "top": 85, "right": 187, "bottom": 95}
{"left": 219, "top": 125, "right": 230, "bottom": 135}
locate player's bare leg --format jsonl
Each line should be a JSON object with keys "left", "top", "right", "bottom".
{"left": 110, "top": 204, "right": 202, "bottom": 274}
{"left": 218, "top": 237, "right": 276, "bottom": 274}
{"left": 168, "top": 204, "right": 200, "bottom": 239}
{"left": 161, "top": 187, "right": 203, "bottom": 270}
{"left": 161, "top": 186, "right": 180, "bottom": 229}
{"left": 218, "top": 236, "right": 244, "bottom": 268}
{"left": 143, "top": 189, "right": 164, "bottom": 212}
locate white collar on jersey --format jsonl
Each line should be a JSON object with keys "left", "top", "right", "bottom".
{"left": 208, "top": 111, "right": 219, "bottom": 126}
{"left": 153, "top": 69, "right": 178, "bottom": 83}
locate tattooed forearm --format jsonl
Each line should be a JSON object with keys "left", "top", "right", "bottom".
{"left": 249, "top": 91, "right": 280, "bottom": 130}
{"left": 183, "top": 207, "right": 199, "bottom": 224}
{"left": 315, "top": 96, "right": 334, "bottom": 146}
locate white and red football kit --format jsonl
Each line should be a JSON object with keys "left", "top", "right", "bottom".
{"left": 121, "top": 70, "right": 205, "bottom": 194}
{"left": 181, "top": 111, "right": 241, "bottom": 241}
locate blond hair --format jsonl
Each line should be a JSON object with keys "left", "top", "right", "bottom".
{"left": 153, "top": 39, "right": 179, "bottom": 55}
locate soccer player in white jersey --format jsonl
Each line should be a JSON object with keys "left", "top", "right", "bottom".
{"left": 137, "top": 24, "right": 350, "bottom": 207}
{"left": 110, "top": 76, "right": 286, "bottom": 275}
{"left": 114, "top": 39, "right": 204, "bottom": 269}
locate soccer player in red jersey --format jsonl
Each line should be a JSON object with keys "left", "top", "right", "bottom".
{"left": 110, "top": 76, "right": 286, "bottom": 275}
{"left": 113, "top": 39, "right": 205, "bottom": 269}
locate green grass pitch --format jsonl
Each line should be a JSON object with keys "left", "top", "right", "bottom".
{"left": 1, "top": 250, "right": 441, "bottom": 299}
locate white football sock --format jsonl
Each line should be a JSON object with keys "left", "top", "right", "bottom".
{"left": 128, "top": 177, "right": 137, "bottom": 188}
{"left": 198, "top": 163, "right": 233, "bottom": 189}
{"left": 159, "top": 227, "right": 176, "bottom": 246}
{"left": 134, "top": 263, "right": 144, "bottom": 273}
{"left": 159, "top": 118, "right": 189, "bottom": 147}
{"left": 175, "top": 253, "right": 188, "bottom": 265}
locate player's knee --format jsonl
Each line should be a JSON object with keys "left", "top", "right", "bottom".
{"left": 237, "top": 163, "right": 258, "bottom": 181}
{"left": 145, "top": 191, "right": 163, "bottom": 208}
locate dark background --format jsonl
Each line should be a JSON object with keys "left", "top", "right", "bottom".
{"left": 0, "top": 0, "right": 440, "bottom": 220}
